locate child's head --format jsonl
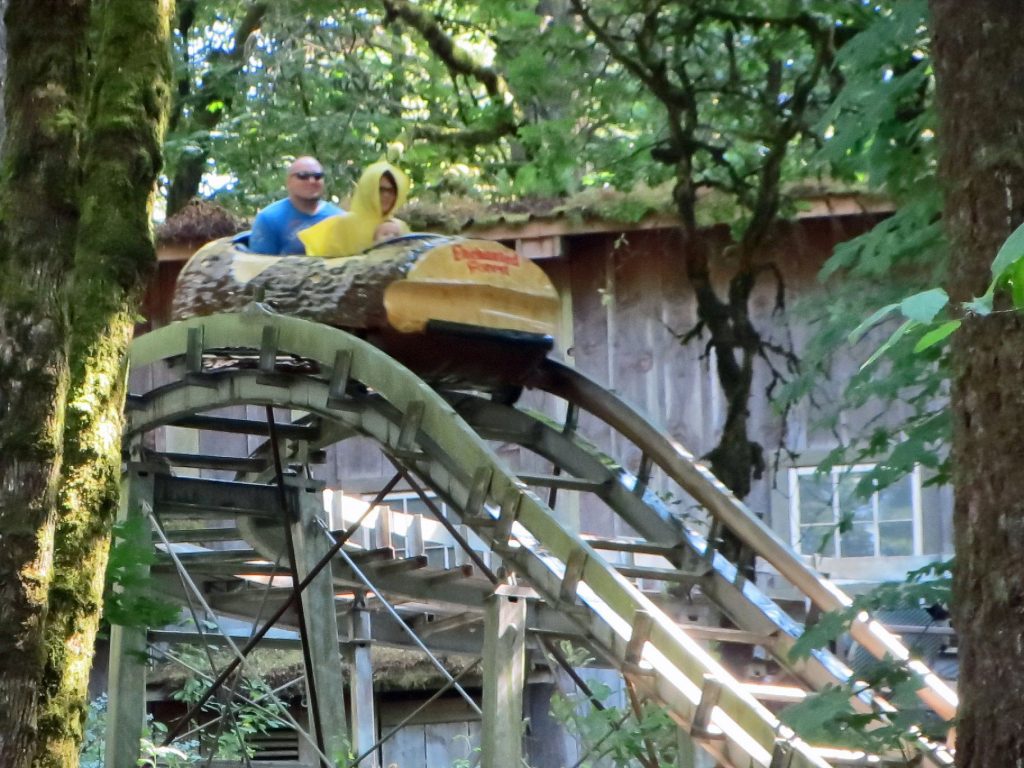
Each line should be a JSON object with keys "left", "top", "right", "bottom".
{"left": 373, "top": 219, "right": 403, "bottom": 243}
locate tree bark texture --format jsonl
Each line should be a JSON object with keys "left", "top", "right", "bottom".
{"left": 0, "top": 1, "right": 88, "bottom": 766}
{"left": 34, "top": 1, "right": 173, "bottom": 765}
{"left": 931, "top": 2, "right": 1024, "bottom": 766}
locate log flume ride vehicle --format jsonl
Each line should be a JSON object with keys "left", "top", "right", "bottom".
{"left": 172, "top": 233, "right": 560, "bottom": 395}
{"left": 109, "top": 232, "right": 958, "bottom": 768}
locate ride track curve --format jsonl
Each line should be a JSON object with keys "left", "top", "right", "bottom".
{"left": 112, "top": 310, "right": 957, "bottom": 768}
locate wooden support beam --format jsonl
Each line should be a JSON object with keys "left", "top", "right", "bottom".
{"left": 157, "top": 453, "right": 271, "bottom": 473}
{"left": 465, "top": 467, "right": 493, "bottom": 518}
{"left": 494, "top": 488, "right": 522, "bottom": 548}
{"left": 152, "top": 561, "right": 280, "bottom": 578}
{"left": 184, "top": 325, "right": 218, "bottom": 389}
{"left": 288, "top": 478, "right": 350, "bottom": 761}
{"left": 186, "top": 326, "right": 204, "bottom": 373}
{"left": 482, "top": 585, "right": 528, "bottom": 768}
{"left": 583, "top": 537, "right": 686, "bottom": 557}
{"left": 363, "top": 554, "right": 429, "bottom": 575}
{"left": 393, "top": 400, "right": 426, "bottom": 459}
{"left": 415, "top": 611, "right": 482, "bottom": 638}
{"left": 170, "top": 413, "right": 320, "bottom": 440}
{"left": 633, "top": 453, "right": 653, "bottom": 497}
{"left": 258, "top": 324, "right": 279, "bottom": 375}
{"left": 345, "top": 546, "right": 396, "bottom": 565}
{"left": 770, "top": 740, "right": 795, "bottom": 768}
{"left": 691, "top": 675, "right": 724, "bottom": 741}
{"left": 625, "top": 611, "right": 653, "bottom": 667}
{"left": 156, "top": 548, "right": 262, "bottom": 565}
{"left": 346, "top": 600, "right": 378, "bottom": 768}
{"left": 680, "top": 625, "right": 773, "bottom": 645}
{"left": 561, "top": 402, "right": 579, "bottom": 435}
{"left": 615, "top": 564, "right": 709, "bottom": 585}
{"left": 427, "top": 564, "right": 475, "bottom": 584}
{"left": 106, "top": 465, "right": 156, "bottom": 768}
{"left": 517, "top": 473, "right": 609, "bottom": 494}
{"left": 154, "top": 475, "right": 282, "bottom": 519}
{"left": 559, "top": 548, "right": 588, "bottom": 605}
{"left": 161, "top": 526, "right": 242, "bottom": 543}
{"left": 327, "top": 349, "right": 353, "bottom": 407}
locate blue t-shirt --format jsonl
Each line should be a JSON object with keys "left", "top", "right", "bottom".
{"left": 248, "top": 198, "right": 344, "bottom": 255}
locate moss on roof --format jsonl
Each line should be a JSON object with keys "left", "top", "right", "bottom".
{"left": 394, "top": 179, "right": 878, "bottom": 234}
{"left": 158, "top": 198, "right": 245, "bottom": 245}
{"left": 183, "top": 178, "right": 879, "bottom": 241}
{"left": 400, "top": 182, "right": 679, "bottom": 234}
{"left": 147, "top": 645, "right": 482, "bottom": 694}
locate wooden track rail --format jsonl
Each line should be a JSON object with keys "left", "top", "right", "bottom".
{"left": 112, "top": 312, "right": 956, "bottom": 768}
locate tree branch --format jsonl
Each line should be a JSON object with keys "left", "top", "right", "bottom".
{"left": 379, "top": 0, "right": 520, "bottom": 147}
{"left": 380, "top": 0, "right": 510, "bottom": 104}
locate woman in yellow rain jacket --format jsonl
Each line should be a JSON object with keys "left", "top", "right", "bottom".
{"left": 299, "top": 160, "right": 411, "bottom": 257}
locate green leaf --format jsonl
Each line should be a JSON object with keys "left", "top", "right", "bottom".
{"left": 913, "top": 319, "right": 961, "bottom": 352}
{"left": 860, "top": 319, "right": 919, "bottom": 371}
{"left": 848, "top": 301, "right": 899, "bottom": 344}
{"left": 990, "top": 220, "right": 1024, "bottom": 280}
{"left": 899, "top": 288, "right": 948, "bottom": 323}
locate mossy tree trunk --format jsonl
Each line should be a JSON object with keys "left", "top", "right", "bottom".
{"left": 0, "top": 1, "right": 88, "bottom": 765}
{"left": 931, "top": 2, "right": 1024, "bottom": 765}
{"left": 34, "top": 1, "right": 173, "bottom": 766}
{"left": 0, "top": 0, "right": 172, "bottom": 765}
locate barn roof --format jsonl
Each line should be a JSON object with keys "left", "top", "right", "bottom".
{"left": 157, "top": 184, "right": 890, "bottom": 253}
{"left": 157, "top": 198, "right": 245, "bottom": 246}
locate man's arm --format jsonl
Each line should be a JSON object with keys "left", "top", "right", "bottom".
{"left": 248, "top": 208, "right": 280, "bottom": 254}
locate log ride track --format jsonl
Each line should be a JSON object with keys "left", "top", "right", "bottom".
{"left": 107, "top": 235, "right": 958, "bottom": 768}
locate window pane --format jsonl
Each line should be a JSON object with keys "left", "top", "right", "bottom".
{"left": 839, "top": 522, "right": 876, "bottom": 557}
{"left": 799, "top": 524, "right": 836, "bottom": 556}
{"left": 879, "top": 521, "right": 914, "bottom": 555}
{"left": 878, "top": 479, "right": 914, "bottom": 521}
{"left": 797, "top": 474, "right": 833, "bottom": 525}
{"left": 402, "top": 497, "right": 444, "bottom": 516}
{"left": 836, "top": 471, "right": 874, "bottom": 523}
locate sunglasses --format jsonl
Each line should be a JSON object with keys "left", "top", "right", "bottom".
{"left": 292, "top": 171, "right": 324, "bottom": 181}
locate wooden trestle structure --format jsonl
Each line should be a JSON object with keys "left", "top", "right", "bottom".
{"left": 108, "top": 311, "right": 959, "bottom": 768}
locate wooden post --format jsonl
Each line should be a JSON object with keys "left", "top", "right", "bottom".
{"left": 481, "top": 584, "right": 529, "bottom": 768}
{"left": 105, "top": 464, "right": 157, "bottom": 768}
{"left": 289, "top": 478, "right": 350, "bottom": 765}
{"left": 346, "top": 596, "right": 378, "bottom": 768}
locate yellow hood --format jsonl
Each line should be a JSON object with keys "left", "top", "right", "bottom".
{"left": 299, "top": 161, "right": 410, "bottom": 257}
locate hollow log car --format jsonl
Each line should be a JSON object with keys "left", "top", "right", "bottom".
{"left": 171, "top": 233, "right": 561, "bottom": 389}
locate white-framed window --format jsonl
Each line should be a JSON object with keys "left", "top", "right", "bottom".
{"left": 788, "top": 465, "right": 922, "bottom": 558}
{"left": 376, "top": 491, "right": 450, "bottom": 518}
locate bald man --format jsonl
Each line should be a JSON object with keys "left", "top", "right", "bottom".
{"left": 249, "top": 156, "right": 344, "bottom": 255}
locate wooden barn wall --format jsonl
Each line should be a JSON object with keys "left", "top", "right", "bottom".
{"left": 529, "top": 216, "right": 953, "bottom": 559}
{"left": 135, "top": 215, "right": 954, "bottom": 561}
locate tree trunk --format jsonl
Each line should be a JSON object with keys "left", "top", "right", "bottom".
{"left": 0, "top": 1, "right": 88, "bottom": 765}
{"left": 931, "top": 2, "right": 1024, "bottom": 765}
{"left": 33, "top": 1, "right": 173, "bottom": 765}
